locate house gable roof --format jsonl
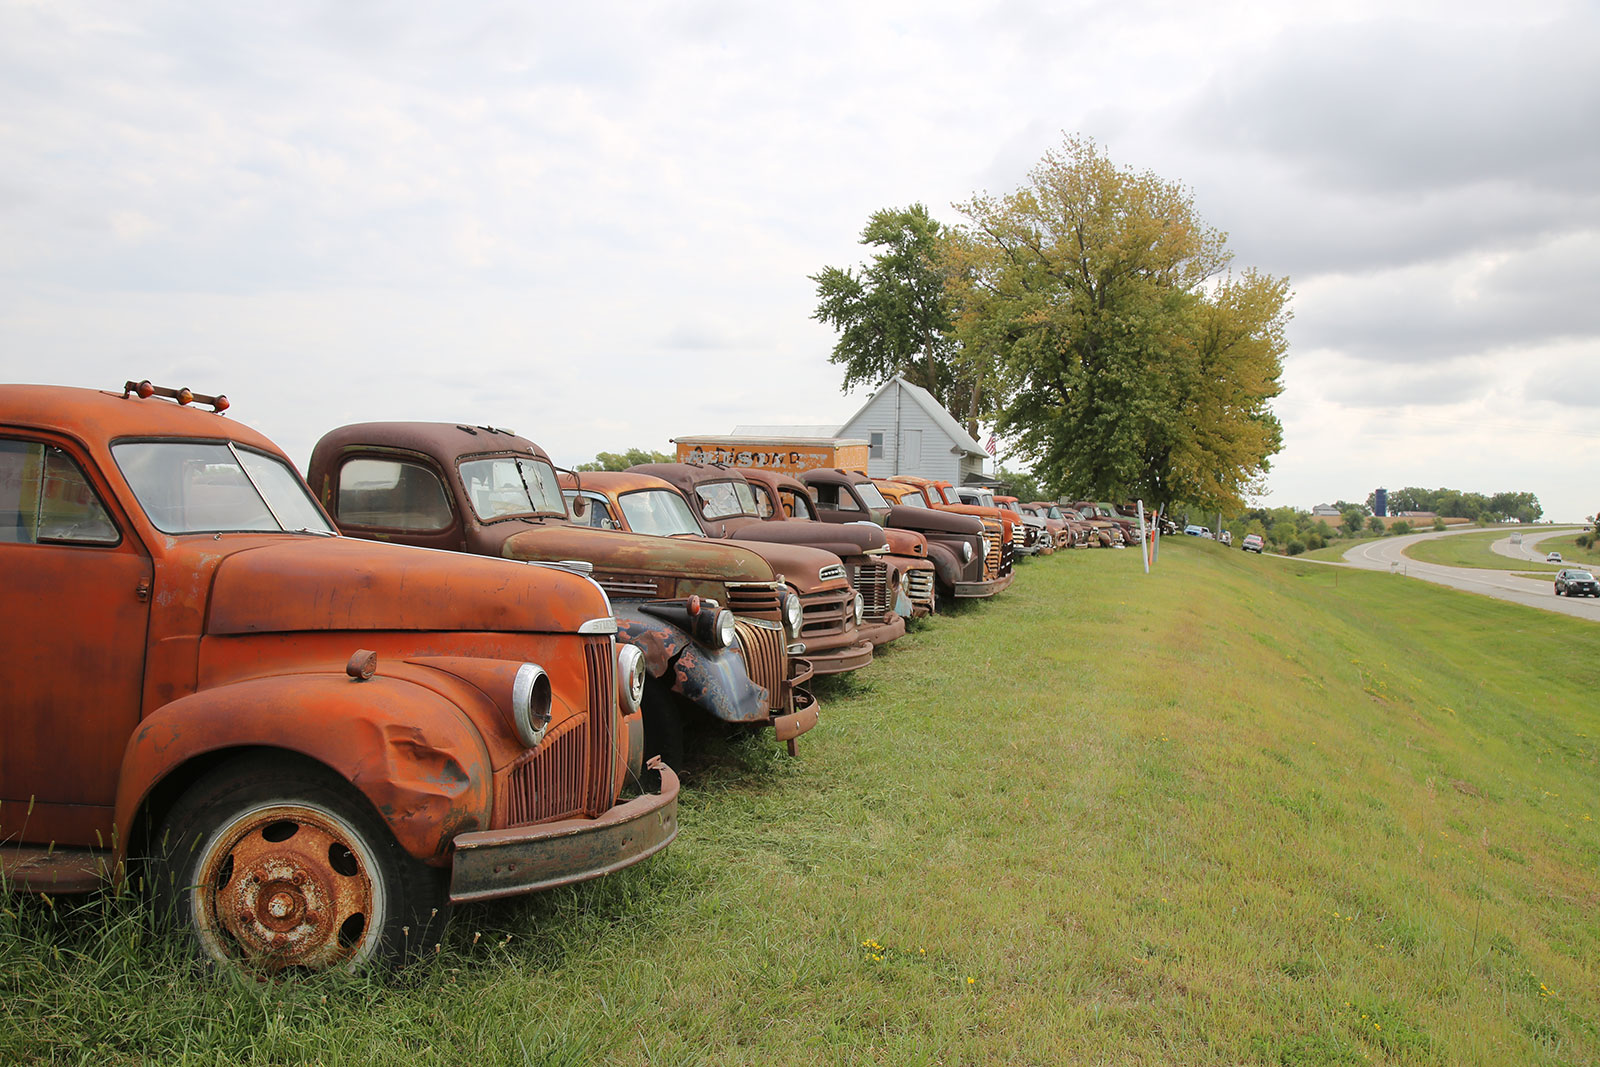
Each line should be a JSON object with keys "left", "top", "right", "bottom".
{"left": 839, "top": 376, "right": 986, "bottom": 457}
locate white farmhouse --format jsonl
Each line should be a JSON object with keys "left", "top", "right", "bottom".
{"left": 835, "top": 376, "right": 988, "bottom": 483}
{"left": 732, "top": 377, "right": 990, "bottom": 483}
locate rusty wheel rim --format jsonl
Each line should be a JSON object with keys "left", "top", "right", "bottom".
{"left": 192, "top": 801, "right": 385, "bottom": 973}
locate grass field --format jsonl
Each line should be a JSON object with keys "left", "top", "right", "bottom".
{"left": 5, "top": 545, "right": 1598, "bottom": 1065}
{"left": 1400, "top": 530, "right": 1572, "bottom": 572}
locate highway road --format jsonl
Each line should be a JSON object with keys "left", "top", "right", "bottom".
{"left": 1337, "top": 525, "right": 1600, "bottom": 620}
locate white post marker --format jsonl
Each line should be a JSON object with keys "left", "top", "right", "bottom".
{"left": 1137, "top": 500, "right": 1149, "bottom": 574}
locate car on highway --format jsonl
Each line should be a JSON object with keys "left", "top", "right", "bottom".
{"left": 1546, "top": 551, "right": 1564, "bottom": 563}
{"left": 1554, "top": 568, "right": 1599, "bottom": 597}
{"left": 1241, "top": 534, "right": 1264, "bottom": 554}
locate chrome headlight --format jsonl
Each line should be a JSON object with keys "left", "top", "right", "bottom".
{"left": 511, "top": 663, "right": 553, "bottom": 748}
{"left": 853, "top": 592, "right": 864, "bottom": 626}
{"left": 781, "top": 590, "right": 803, "bottom": 638}
{"left": 616, "top": 643, "right": 645, "bottom": 716}
{"left": 960, "top": 541, "right": 973, "bottom": 563}
{"left": 713, "top": 608, "right": 737, "bottom": 649}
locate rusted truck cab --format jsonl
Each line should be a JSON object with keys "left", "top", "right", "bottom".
{"left": 993, "top": 495, "right": 1051, "bottom": 556}
{"left": 0, "top": 383, "right": 676, "bottom": 975}
{"left": 307, "top": 424, "right": 817, "bottom": 760}
{"left": 885, "top": 476, "right": 1015, "bottom": 593}
{"left": 739, "top": 466, "right": 936, "bottom": 619}
{"left": 574, "top": 467, "right": 881, "bottom": 675}
{"left": 870, "top": 478, "right": 997, "bottom": 599}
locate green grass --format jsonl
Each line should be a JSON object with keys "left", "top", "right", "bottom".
{"left": 1401, "top": 529, "right": 1569, "bottom": 572}
{"left": 5, "top": 544, "right": 1598, "bottom": 1065}
{"left": 1299, "top": 537, "right": 1374, "bottom": 562}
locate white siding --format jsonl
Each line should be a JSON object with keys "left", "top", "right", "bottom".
{"left": 839, "top": 380, "right": 965, "bottom": 483}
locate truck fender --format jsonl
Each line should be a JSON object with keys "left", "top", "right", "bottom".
{"left": 116, "top": 674, "right": 494, "bottom": 866}
{"left": 922, "top": 541, "right": 964, "bottom": 586}
{"left": 613, "top": 603, "right": 772, "bottom": 724}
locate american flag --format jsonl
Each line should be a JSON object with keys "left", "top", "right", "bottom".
{"left": 985, "top": 433, "right": 997, "bottom": 457}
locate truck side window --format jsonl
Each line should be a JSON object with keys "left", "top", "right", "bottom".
{"left": 0, "top": 439, "right": 119, "bottom": 545}
{"left": 750, "top": 485, "right": 775, "bottom": 518}
{"left": 563, "top": 490, "right": 618, "bottom": 530}
{"left": 780, "top": 489, "right": 814, "bottom": 520}
{"left": 337, "top": 458, "right": 453, "bottom": 531}
{"left": 812, "top": 484, "right": 859, "bottom": 512}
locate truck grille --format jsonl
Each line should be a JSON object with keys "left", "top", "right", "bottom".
{"left": 724, "top": 581, "right": 784, "bottom": 619}
{"left": 819, "top": 563, "right": 846, "bottom": 583}
{"left": 850, "top": 560, "right": 890, "bottom": 618}
{"left": 596, "top": 576, "right": 662, "bottom": 599}
{"left": 499, "top": 637, "right": 616, "bottom": 828}
{"left": 799, "top": 588, "right": 852, "bottom": 638}
{"left": 733, "top": 618, "right": 790, "bottom": 713}
{"left": 981, "top": 518, "right": 1003, "bottom": 580}
{"left": 905, "top": 569, "right": 935, "bottom": 610}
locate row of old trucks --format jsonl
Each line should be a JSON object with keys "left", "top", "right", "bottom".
{"left": 0, "top": 384, "right": 1150, "bottom": 977}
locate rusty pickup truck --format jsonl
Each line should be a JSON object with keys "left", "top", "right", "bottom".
{"left": 0, "top": 382, "right": 676, "bottom": 975}
{"left": 308, "top": 423, "right": 817, "bottom": 764}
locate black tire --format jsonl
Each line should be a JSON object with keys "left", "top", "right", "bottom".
{"left": 149, "top": 754, "right": 450, "bottom": 975}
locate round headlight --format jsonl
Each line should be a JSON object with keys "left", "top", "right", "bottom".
{"left": 616, "top": 644, "right": 645, "bottom": 715}
{"left": 714, "top": 608, "right": 737, "bottom": 649}
{"left": 853, "top": 592, "right": 864, "bottom": 626}
{"left": 511, "top": 663, "right": 552, "bottom": 748}
{"left": 782, "top": 590, "right": 803, "bottom": 638}
{"left": 960, "top": 541, "right": 973, "bottom": 563}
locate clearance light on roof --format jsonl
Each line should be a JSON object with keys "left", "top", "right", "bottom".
{"left": 123, "top": 379, "right": 230, "bottom": 414}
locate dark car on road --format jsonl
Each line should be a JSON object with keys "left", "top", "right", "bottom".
{"left": 1554, "top": 568, "right": 1599, "bottom": 597}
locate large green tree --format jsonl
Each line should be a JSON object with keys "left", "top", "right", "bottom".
{"left": 951, "top": 137, "right": 1289, "bottom": 512}
{"left": 810, "top": 204, "right": 989, "bottom": 434}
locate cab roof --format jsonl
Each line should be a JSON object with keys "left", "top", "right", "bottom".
{"left": 1, "top": 384, "right": 281, "bottom": 455}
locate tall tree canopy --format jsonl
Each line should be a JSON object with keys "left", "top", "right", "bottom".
{"left": 810, "top": 204, "right": 988, "bottom": 433}
{"left": 951, "top": 136, "right": 1290, "bottom": 512}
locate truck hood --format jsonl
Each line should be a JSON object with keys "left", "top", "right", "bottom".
{"left": 886, "top": 505, "right": 984, "bottom": 536}
{"left": 723, "top": 539, "right": 849, "bottom": 594}
{"left": 203, "top": 537, "right": 611, "bottom": 636}
{"left": 881, "top": 527, "right": 927, "bottom": 557}
{"left": 729, "top": 518, "right": 886, "bottom": 556}
{"left": 501, "top": 524, "right": 775, "bottom": 583}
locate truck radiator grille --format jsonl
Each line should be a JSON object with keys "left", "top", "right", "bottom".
{"left": 981, "top": 519, "right": 1003, "bottom": 580}
{"left": 499, "top": 637, "right": 616, "bottom": 828}
{"left": 905, "top": 569, "right": 935, "bottom": 609}
{"left": 724, "top": 582, "right": 783, "bottom": 621}
{"left": 1000, "top": 539, "right": 1014, "bottom": 576}
{"left": 503, "top": 721, "right": 586, "bottom": 826}
{"left": 733, "top": 619, "right": 789, "bottom": 713}
{"left": 850, "top": 560, "right": 890, "bottom": 618}
{"left": 799, "top": 588, "right": 851, "bottom": 637}
{"left": 584, "top": 638, "right": 617, "bottom": 814}
{"left": 596, "top": 577, "right": 661, "bottom": 599}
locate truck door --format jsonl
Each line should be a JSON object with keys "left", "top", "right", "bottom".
{"left": 0, "top": 436, "right": 151, "bottom": 847}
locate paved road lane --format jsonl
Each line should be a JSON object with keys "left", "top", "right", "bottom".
{"left": 1337, "top": 526, "right": 1600, "bottom": 620}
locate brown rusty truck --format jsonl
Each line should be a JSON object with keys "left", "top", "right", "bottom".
{"left": 562, "top": 467, "right": 881, "bottom": 674}
{"left": 307, "top": 424, "right": 817, "bottom": 765}
{"left": 1, "top": 382, "right": 676, "bottom": 975}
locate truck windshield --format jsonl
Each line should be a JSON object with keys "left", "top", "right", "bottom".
{"left": 459, "top": 455, "right": 565, "bottom": 520}
{"left": 113, "top": 440, "right": 334, "bottom": 535}
{"left": 892, "top": 490, "right": 926, "bottom": 509}
{"left": 619, "top": 489, "right": 703, "bottom": 537}
{"left": 855, "top": 482, "right": 890, "bottom": 510}
{"left": 695, "top": 480, "right": 758, "bottom": 519}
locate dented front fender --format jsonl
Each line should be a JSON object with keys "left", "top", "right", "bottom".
{"left": 116, "top": 674, "right": 493, "bottom": 866}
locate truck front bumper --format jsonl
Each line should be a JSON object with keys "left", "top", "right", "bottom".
{"left": 953, "top": 574, "right": 1013, "bottom": 598}
{"left": 448, "top": 760, "right": 679, "bottom": 904}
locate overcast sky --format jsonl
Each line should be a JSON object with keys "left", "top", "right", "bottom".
{"left": 3, "top": 1, "right": 1596, "bottom": 519}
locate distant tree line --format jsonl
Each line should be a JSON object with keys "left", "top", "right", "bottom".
{"left": 574, "top": 447, "right": 674, "bottom": 472}
{"left": 1365, "top": 487, "right": 1541, "bottom": 524}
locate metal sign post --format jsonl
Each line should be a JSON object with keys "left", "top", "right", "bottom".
{"left": 1137, "top": 500, "right": 1149, "bottom": 574}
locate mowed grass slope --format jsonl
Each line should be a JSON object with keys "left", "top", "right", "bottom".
{"left": 4, "top": 543, "right": 1598, "bottom": 1065}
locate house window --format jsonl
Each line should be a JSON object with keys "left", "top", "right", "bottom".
{"left": 869, "top": 432, "right": 884, "bottom": 458}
